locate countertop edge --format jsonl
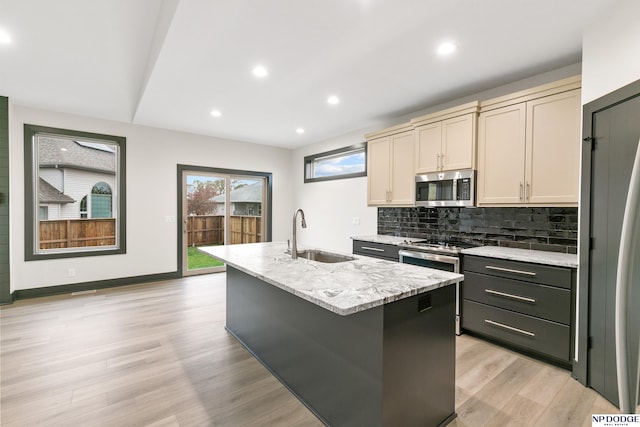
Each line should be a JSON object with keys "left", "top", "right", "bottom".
{"left": 461, "top": 246, "right": 578, "bottom": 268}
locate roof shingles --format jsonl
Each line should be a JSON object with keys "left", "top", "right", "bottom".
{"left": 38, "top": 137, "right": 116, "bottom": 174}
{"left": 39, "top": 178, "right": 75, "bottom": 204}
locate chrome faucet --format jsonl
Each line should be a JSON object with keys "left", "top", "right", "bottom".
{"left": 291, "top": 208, "right": 307, "bottom": 259}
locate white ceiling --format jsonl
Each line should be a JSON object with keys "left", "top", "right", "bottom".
{"left": 0, "top": 0, "right": 616, "bottom": 148}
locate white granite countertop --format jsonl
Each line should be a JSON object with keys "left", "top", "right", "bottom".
{"left": 461, "top": 246, "right": 578, "bottom": 268}
{"left": 200, "top": 242, "right": 463, "bottom": 316}
{"left": 350, "top": 235, "right": 425, "bottom": 245}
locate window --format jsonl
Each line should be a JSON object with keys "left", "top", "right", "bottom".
{"left": 38, "top": 206, "right": 48, "bottom": 220}
{"left": 304, "top": 142, "right": 367, "bottom": 183}
{"left": 91, "top": 182, "right": 112, "bottom": 218}
{"left": 24, "top": 124, "right": 126, "bottom": 260}
{"left": 80, "top": 195, "right": 88, "bottom": 218}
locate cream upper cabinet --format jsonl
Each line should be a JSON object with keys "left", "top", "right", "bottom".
{"left": 477, "top": 103, "right": 527, "bottom": 204}
{"left": 441, "top": 114, "right": 477, "bottom": 171}
{"left": 366, "top": 124, "right": 415, "bottom": 206}
{"left": 526, "top": 90, "right": 581, "bottom": 204}
{"left": 415, "top": 122, "right": 441, "bottom": 172}
{"left": 367, "top": 136, "right": 393, "bottom": 205}
{"left": 412, "top": 102, "right": 479, "bottom": 173}
{"left": 389, "top": 131, "right": 415, "bottom": 204}
{"left": 477, "top": 77, "right": 581, "bottom": 206}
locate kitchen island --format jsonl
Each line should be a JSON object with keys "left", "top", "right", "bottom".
{"left": 200, "top": 242, "right": 464, "bottom": 427}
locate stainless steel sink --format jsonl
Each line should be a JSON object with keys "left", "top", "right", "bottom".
{"left": 295, "top": 250, "right": 356, "bottom": 263}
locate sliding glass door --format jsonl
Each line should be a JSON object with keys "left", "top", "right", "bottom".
{"left": 181, "top": 169, "right": 268, "bottom": 276}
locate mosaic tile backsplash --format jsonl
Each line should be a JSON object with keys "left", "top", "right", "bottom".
{"left": 378, "top": 207, "right": 578, "bottom": 254}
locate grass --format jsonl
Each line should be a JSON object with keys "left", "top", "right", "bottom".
{"left": 188, "top": 246, "right": 225, "bottom": 270}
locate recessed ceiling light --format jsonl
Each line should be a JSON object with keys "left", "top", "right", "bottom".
{"left": 327, "top": 95, "right": 340, "bottom": 105}
{"left": 0, "top": 29, "right": 11, "bottom": 45}
{"left": 437, "top": 41, "right": 457, "bottom": 56}
{"left": 296, "top": 128, "right": 305, "bottom": 134}
{"left": 210, "top": 110, "right": 222, "bottom": 117}
{"left": 252, "top": 65, "right": 268, "bottom": 78}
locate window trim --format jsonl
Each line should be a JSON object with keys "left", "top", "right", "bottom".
{"left": 303, "top": 142, "right": 367, "bottom": 183}
{"left": 24, "top": 124, "right": 127, "bottom": 261}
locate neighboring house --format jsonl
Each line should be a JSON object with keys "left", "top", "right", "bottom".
{"left": 211, "top": 182, "right": 262, "bottom": 216}
{"left": 37, "top": 177, "right": 75, "bottom": 220}
{"left": 37, "top": 137, "right": 116, "bottom": 220}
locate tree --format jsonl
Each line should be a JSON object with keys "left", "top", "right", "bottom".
{"left": 187, "top": 180, "right": 222, "bottom": 215}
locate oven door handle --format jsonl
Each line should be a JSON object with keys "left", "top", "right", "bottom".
{"left": 398, "top": 250, "right": 460, "bottom": 270}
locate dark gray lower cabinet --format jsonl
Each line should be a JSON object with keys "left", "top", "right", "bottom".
{"left": 352, "top": 240, "right": 400, "bottom": 261}
{"left": 462, "top": 255, "right": 576, "bottom": 367}
{"left": 226, "top": 266, "right": 456, "bottom": 427}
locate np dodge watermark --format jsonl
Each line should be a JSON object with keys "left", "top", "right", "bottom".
{"left": 592, "top": 414, "right": 640, "bottom": 427}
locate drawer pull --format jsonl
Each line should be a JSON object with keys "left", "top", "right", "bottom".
{"left": 485, "top": 289, "right": 536, "bottom": 303}
{"left": 485, "top": 265, "right": 537, "bottom": 277}
{"left": 485, "top": 319, "right": 535, "bottom": 337}
{"left": 361, "top": 246, "right": 385, "bottom": 252}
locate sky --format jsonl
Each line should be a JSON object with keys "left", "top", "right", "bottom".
{"left": 313, "top": 151, "right": 365, "bottom": 178}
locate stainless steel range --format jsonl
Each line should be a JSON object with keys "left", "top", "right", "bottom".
{"left": 398, "top": 240, "right": 477, "bottom": 335}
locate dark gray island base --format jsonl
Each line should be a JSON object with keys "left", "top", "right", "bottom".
{"left": 225, "top": 266, "right": 456, "bottom": 427}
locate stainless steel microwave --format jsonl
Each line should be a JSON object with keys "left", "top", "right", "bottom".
{"left": 415, "top": 169, "right": 475, "bottom": 207}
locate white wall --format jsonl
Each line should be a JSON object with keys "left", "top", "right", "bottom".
{"left": 292, "top": 63, "right": 582, "bottom": 254}
{"left": 582, "top": 0, "right": 640, "bottom": 104}
{"left": 10, "top": 105, "right": 294, "bottom": 291}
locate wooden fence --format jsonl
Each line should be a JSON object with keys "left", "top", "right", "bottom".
{"left": 39, "top": 215, "right": 262, "bottom": 250}
{"left": 39, "top": 218, "right": 116, "bottom": 249}
{"left": 187, "top": 215, "right": 261, "bottom": 246}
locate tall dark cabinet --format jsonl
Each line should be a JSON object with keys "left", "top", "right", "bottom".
{"left": 579, "top": 79, "right": 640, "bottom": 408}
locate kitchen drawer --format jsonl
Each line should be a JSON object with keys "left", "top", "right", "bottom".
{"left": 463, "top": 271, "right": 571, "bottom": 324}
{"left": 462, "top": 299, "right": 570, "bottom": 362}
{"left": 463, "top": 255, "right": 572, "bottom": 289}
{"left": 352, "top": 240, "right": 400, "bottom": 261}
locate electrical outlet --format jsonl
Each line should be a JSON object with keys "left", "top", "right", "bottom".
{"left": 165, "top": 215, "right": 176, "bottom": 223}
{"left": 67, "top": 268, "right": 76, "bottom": 277}
{"left": 352, "top": 217, "right": 360, "bottom": 225}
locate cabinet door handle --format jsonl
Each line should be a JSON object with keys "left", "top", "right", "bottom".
{"left": 436, "top": 154, "right": 441, "bottom": 170}
{"left": 485, "top": 319, "right": 535, "bottom": 337}
{"left": 519, "top": 182, "right": 524, "bottom": 201}
{"left": 485, "top": 289, "right": 536, "bottom": 303}
{"left": 440, "top": 153, "right": 445, "bottom": 170}
{"left": 485, "top": 265, "right": 537, "bottom": 277}
{"left": 526, "top": 182, "right": 531, "bottom": 201}
{"left": 361, "top": 246, "right": 385, "bottom": 252}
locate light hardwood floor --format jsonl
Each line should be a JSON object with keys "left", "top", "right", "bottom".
{"left": 0, "top": 274, "right": 626, "bottom": 426}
